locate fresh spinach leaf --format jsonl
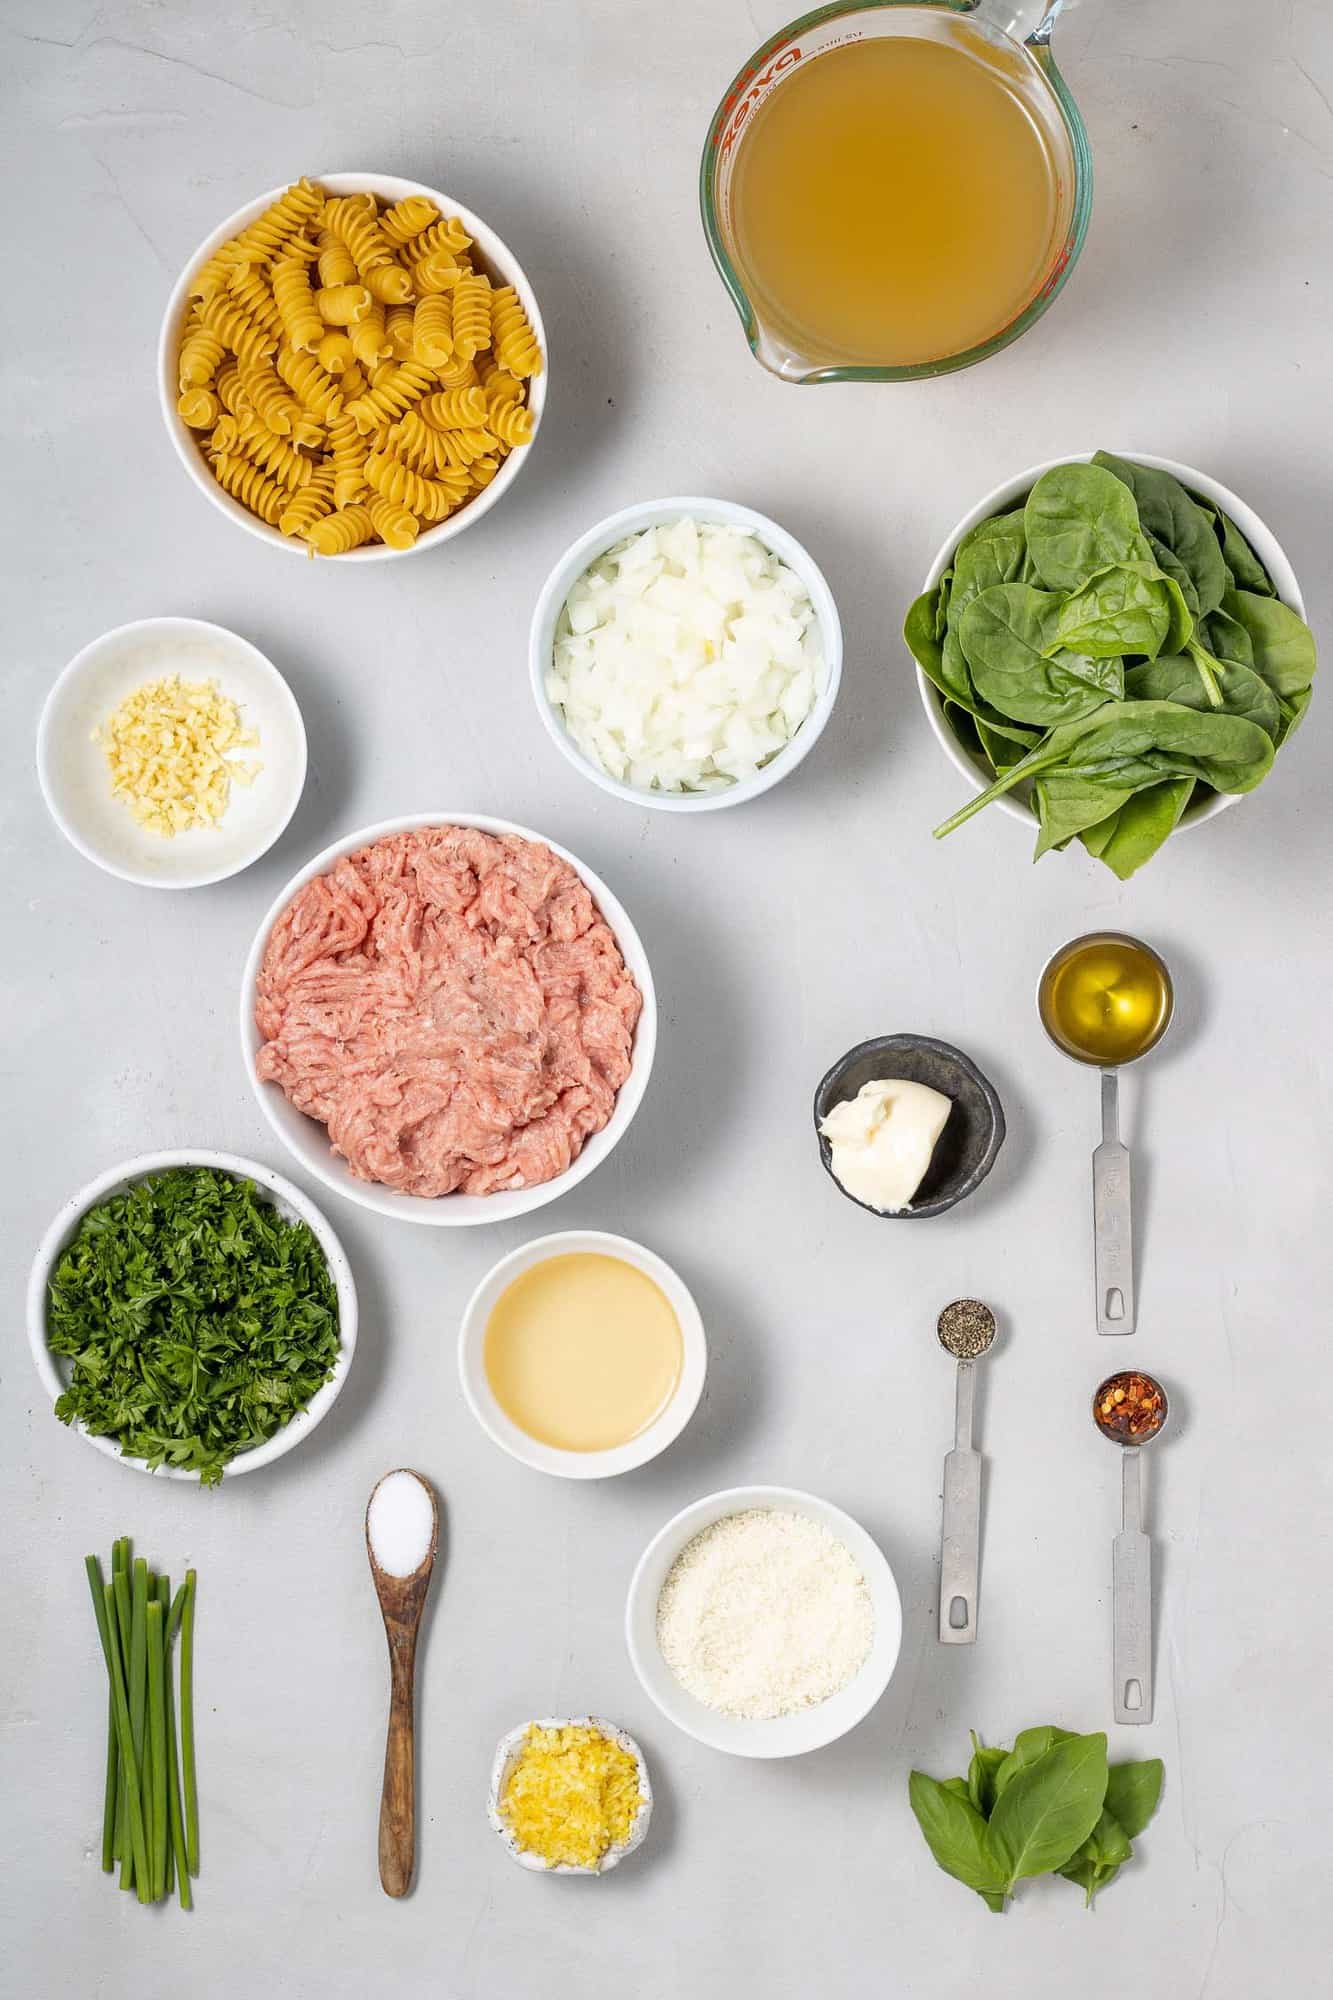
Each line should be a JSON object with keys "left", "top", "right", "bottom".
{"left": 1199, "top": 605, "right": 1255, "bottom": 668}
{"left": 1093, "top": 452, "right": 1228, "bottom": 615}
{"left": 904, "top": 586, "right": 949, "bottom": 686}
{"left": 1050, "top": 563, "right": 1177, "bottom": 660}
{"left": 1023, "top": 463, "right": 1151, "bottom": 591}
{"left": 1221, "top": 587, "right": 1317, "bottom": 737}
{"left": 1104, "top": 1758, "right": 1164, "bottom": 1839}
{"left": 1035, "top": 773, "right": 1135, "bottom": 856}
{"left": 1213, "top": 507, "right": 1276, "bottom": 595}
{"left": 977, "top": 717, "right": 1037, "bottom": 770}
{"left": 1080, "top": 778, "right": 1195, "bottom": 878}
{"left": 961, "top": 584, "right": 1122, "bottom": 724}
{"left": 909, "top": 1771, "right": 1010, "bottom": 1905}
{"left": 1125, "top": 654, "right": 1282, "bottom": 742}
{"left": 950, "top": 510, "right": 1029, "bottom": 622}
{"left": 985, "top": 1734, "right": 1109, "bottom": 1889}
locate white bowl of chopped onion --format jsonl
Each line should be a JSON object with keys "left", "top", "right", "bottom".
{"left": 530, "top": 498, "right": 842, "bottom": 810}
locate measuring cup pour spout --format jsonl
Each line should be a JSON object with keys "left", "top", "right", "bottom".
{"left": 972, "top": 0, "right": 1069, "bottom": 47}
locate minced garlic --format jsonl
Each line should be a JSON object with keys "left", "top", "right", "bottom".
{"left": 498, "top": 1723, "right": 643, "bottom": 1870}
{"left": 95, "top": 675, "right": 261, "bottom": 837}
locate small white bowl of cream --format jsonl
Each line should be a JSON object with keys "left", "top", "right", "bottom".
{"left": 530, "top": 498, "right": 842, "bottom": 811}
{"left": 626, "top": 1486, "right": 902, "bottom": 1758}
{"left": 457, "top": 1230, "right": 707, "bottom": 1478}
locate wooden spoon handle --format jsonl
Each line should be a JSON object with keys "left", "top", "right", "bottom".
{"left": 378, "top": 1639, "right": 417, "bottom": 1897}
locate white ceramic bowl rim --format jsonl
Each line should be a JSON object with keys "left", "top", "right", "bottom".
{"left": 625, "top": 1483, "right": 903, "bottom": 1759}
{"left": 530, "top": 495, "right": 843, "bottom": 813}
{"left": 239, "top": 813, "right": 656, "bottom": 1226}
{"left": 458, "top": 1229, "right": 707, "bottom": 1479}
{"left": 27, "top": 1149, "right": 358, "bottom": 1480}
{"left": 35, "top": 616, "right": 308, "bottom": 890}
{"left": 157, "top": 171, "right": 547, "bottom": 562}
{"left": 915, "top": 450, "right": 1308, "bottom": 829}
{"left": 487, "top": 1716, "right": 652, "bottom": 1874}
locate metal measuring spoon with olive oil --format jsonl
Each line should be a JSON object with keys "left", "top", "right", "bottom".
{"left": 1038, "top": 935, "right": 1174, "bottom": 1336}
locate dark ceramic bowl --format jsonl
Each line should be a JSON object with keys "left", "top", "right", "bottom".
{"left": 813, "top": 1035, "right": 1006, "bottom": 1219}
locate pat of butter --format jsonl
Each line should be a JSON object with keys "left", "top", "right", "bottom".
{"left": 820, "top": 1077, "right": 952, "bottom": 1213}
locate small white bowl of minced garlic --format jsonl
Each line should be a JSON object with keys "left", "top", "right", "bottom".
{"left": 488, "top": 1718, "right": 652, "bottom": 1874}
{"left": 37, "top": 616, "right": 306, "bottom": 889}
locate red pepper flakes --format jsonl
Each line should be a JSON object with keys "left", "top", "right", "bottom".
{"left": 1093, "top": 1371, "right": 1167, "bottom": 1442}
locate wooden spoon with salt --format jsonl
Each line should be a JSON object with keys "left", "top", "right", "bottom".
{"left": 366, "top": 1469, "right": 440, "bottom": 1898}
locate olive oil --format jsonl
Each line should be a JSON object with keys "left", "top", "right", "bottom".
{"left": 727, "top": 18, "right": 1069, "bottom": 369}
{"left": 1039, "top": 935, "right": 1173, "bottom": 1066}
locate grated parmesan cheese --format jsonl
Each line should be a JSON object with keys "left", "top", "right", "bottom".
{"left": 95, "top": 675, "right": 261, "bottom": 837}
{"left": 498, "top": 1723, "right": 645, "bottom": 1870}
{"left": 655, "top": 1508, "right": 874, "bottom": 1720}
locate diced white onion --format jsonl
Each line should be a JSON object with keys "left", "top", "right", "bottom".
{"left": 548, "top": 520, "right": 826, "bottom": 794}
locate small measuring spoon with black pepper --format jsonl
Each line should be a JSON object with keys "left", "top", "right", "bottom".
{"left": 936, "top": 1300, "right": 996, "bottom": 1645}
{"left": 1093, "top": 1371, "right": 1169, "bottom": 1724}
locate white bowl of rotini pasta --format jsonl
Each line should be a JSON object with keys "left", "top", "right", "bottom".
{"left": 158, "top": 173, "right": 547, "bottom": 559}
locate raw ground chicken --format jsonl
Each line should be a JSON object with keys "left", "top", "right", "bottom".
{"left": 254, "top": 826, "right": 642, "bottom": 1196}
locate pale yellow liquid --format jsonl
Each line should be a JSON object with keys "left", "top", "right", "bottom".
{"left": 483, "top": 1254, "right": 684, "bottom": 1452}
{"left": 729, "top": 25, "right": 1065, "bottom": 367}
{"left": 1040, "top": 938, "right": 1172, "bottom": 1065}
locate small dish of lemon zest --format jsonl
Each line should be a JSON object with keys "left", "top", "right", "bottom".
{"left": 95, "top": 676, "right": 261, "bottom": 837}
{"left": 498, "top": 1722, "right": 645, "bottom": 1870}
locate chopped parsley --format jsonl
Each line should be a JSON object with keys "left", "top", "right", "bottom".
{"left": 47, "top": 1167, "right": 340, "bottom": 1485}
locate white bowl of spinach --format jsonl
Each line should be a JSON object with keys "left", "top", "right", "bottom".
{"left": 908, "top": 453, "right": 1315, "bottom": 878}
{"left": 28, "top": 1152, "right": 357, "bottom": 1483}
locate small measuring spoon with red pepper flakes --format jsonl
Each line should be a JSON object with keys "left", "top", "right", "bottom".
{"left": 1093, "top": 1370, "right": 1170, "bottom": 1726}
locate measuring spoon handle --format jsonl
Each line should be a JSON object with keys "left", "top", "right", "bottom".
{"left": 939, "top": 1363, "right": 981, "bottom": 1644}
{"left": 1112, "top": 1448, "right": 1153, "bottom": 1723}
{"left": 1093, "top": 1068, "right": 1135, "bottom": 1335}
{"left": 378, "top": 1631, "right": 418, "bottom": 1896}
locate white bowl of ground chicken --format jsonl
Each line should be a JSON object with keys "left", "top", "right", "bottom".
{"left": 240, "top": 813, "right": 656, "bottom": 1225}
{"left": 626, "top": 1485, "right": 902, "bottom": 1758}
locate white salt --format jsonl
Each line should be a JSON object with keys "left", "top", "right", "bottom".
{"left": 367, "top": 1470, "right": 435, "bottom": 1576}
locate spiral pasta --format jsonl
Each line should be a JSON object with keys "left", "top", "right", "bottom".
{"left": 210, "top": 451, "right": 287, "bottom": 525}
{"left": 491, "top": 287, "right": 542, "bottom": 377}
{"left": 304, "top": 504, "right": 376, "bottom": 555}
{"left": 364, "top": 450, "right": 456, "bottom": 521}
{"left": 177, "top": 179, "right": 542, "bottom": 550}
{"left": 450, "top": 274, "right": 493, "bottom": 362}
{"left": 272, "top": 256, "right": 324, "bottom": 354}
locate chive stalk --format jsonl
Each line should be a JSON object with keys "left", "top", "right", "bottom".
{"left": 122, "top": 1558, "right": 148, "bottom": 1896}
{"left": 100, "top": 1684, "right": 118, "bottom": 1872}
{"left": 181, "top": 1570, "right": 198, "bottom": 1876}
{"left": 146, "top": 1601, "right": 168, "bottom": 1902}
{"left": 160, "top": 1573, "right": 192, "bottom": 1910}
{"left": 111, "top": 1542, "right": 130, "bottom": 1866}
{"left": 85, "top": 1560, "right": 150, "bottom": 1899}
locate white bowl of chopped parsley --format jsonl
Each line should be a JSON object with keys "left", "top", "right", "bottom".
{"left": 27, "top": 1152, "right": 356, "bottom": 1483}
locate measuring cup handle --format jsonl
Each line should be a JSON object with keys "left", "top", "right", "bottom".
{"left": 1093, "top": 1068, "right": 1135, "bottom": 1335}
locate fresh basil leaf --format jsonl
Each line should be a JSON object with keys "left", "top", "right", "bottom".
{"left": 991, "top": 1726, "right": 1075, "bottom": 1802}
{"left": 940, "top": 1776, "right": 972, "bottom": 1801}
{"left": 985, "top": 1734, "right": 1109, "bottom": 1889}
{"left": 1023, "top": 463, "right": 1152, "bottom": 592}
{"left": 1092, "top": 453, "right": 1228, "bottom": 615}
{"left": 962, "top": 584, "right": 1121, "bottom": 725}
{"left": 909, "top": 1771, "right": 1010, "bottom": 1900}
{"left": 967, "top": 1735, "right": 1010, "bottom": 1818}
{"left": 1104, "top": 1758, "right": 1165, "bottom": 1839}
{"left": 1058, "top": 1806, "right": 1134, "bottom": 1907}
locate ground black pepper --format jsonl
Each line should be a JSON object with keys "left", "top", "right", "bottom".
{"left": 936, "top": 1299, "right": 996, "bottom": 1359}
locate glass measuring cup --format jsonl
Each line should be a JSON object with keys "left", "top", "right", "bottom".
{"left": 700, "top": 1, "right": 1091, "bottom": 382}
{"left": 1038, "top": 933, "right": 1174, "bottom": 1337}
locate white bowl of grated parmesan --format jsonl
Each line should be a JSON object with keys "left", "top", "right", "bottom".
{"left": 626, "top": 1485, "right": 903, "bottom": 1758}
{"left": 37, "top": 617, "right": 307, "bottom": 889}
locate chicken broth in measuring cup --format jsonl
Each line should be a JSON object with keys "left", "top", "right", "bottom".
{"left": 709, "top": 7, "right": 1082, "bottom": 375}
